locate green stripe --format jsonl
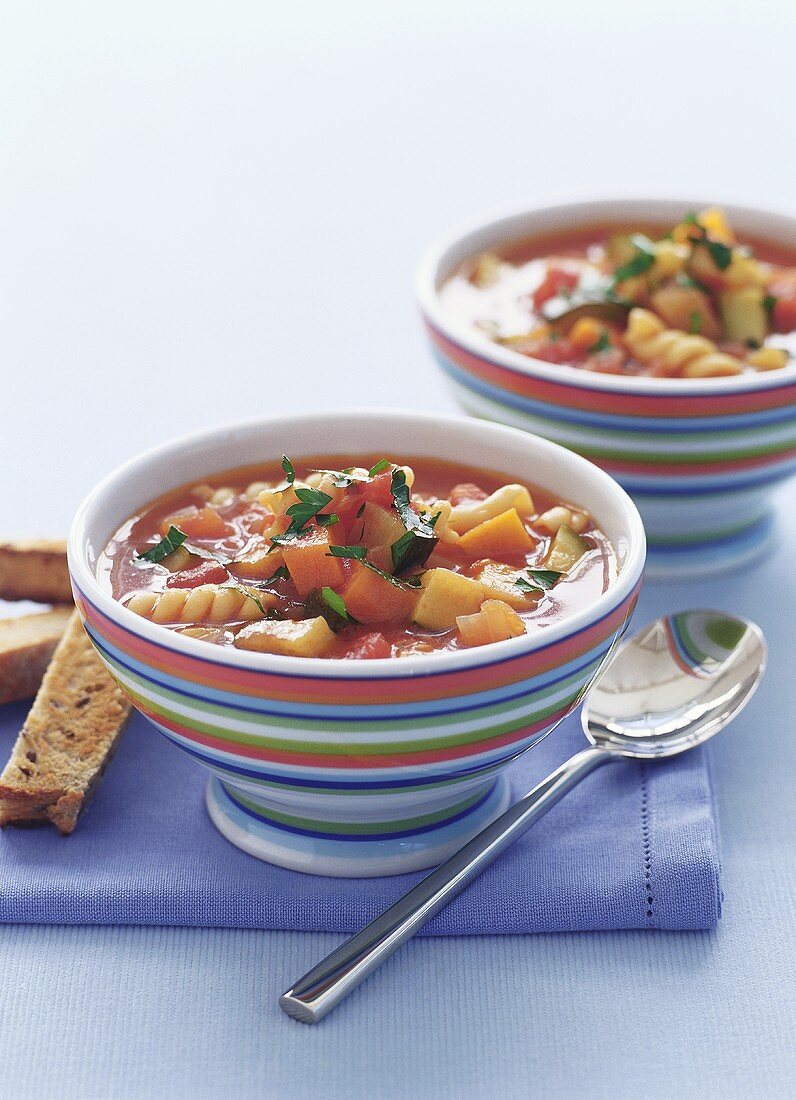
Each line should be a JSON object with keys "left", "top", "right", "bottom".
{"left": 126, "top": 683, "right": 581, "bottom": 756}
{"left": 574, "top": 437, "right": 796, "bottom": 465}
{"left": 646, "top": 516, "right": 760, "bottom": 545}
{"left": 228, "top": 785, "right": 486, "bottom": 835}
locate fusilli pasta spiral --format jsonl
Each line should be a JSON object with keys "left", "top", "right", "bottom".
{"left": 624, "top": 308, "right": 743, "bottom": 378}
{"left": 126, "top": 584, "right": 271, "bottom": 625}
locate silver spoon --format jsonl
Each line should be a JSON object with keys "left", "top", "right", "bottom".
{"left": 280, "top": 610, "right": 765, "bottom": 1024}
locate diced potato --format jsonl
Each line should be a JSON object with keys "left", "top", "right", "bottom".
{"left": 719, "top": 287, "right": 768, "bottom": 346}
{"left": 458, "top": 508, "right": 535, "bottom": 557}
{"left": 343, "top": 561, "right": 418, "bottom": 624}
{"left": 649, "top": 284, "right": 721, "bottom": 340}
{"left": 281, "top": 529, "right": 345, "bottom": 597}
{"left": 648, "top": 240, "right": 688, "bottom": 283}
{"left": 231, "top": 542, "right": 285, "bottom": 579}
{"left": 475, "top": 561, "right": 544, "bottom": 611}
{"left": 747, "top": 346, "right": 789, "bottom": 371}
{"left": 535, "top": 506, "right": 589, "bottom": 535}
{"left": 545, "top": 525, "right": 589, "bottom": 572}
{"left": 457, "top": 600, "right": 526, "bottom": 648}
{"left": 234, "top": 616, "right": 336, "bottom": 658}
{"left": 690, "top": 246, "right": 767, "bottom": 290}
{"left": 449, "top": 485, "right": 534, "bottom": 535}
{"left": 412, "top": 569, "right": 486, "bottom": 631}
{"left": 360, "top": 503, "right": 406, "bottom": 550}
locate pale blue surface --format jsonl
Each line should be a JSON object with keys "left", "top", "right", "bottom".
{"left": 2, "top": 3, "right": 795, "bottom": 1096}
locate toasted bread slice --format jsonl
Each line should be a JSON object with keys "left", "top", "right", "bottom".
{"left": 0, "top": 612, "right": 131, "bottom": 834}
{"left": 0, "top": 539, "right": 72, "bottom": 604}
{"left": 0, "top": 609, "right": 74, "bottom": 705}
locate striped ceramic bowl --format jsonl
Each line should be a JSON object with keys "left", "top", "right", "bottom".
{"left": 417, "top": 199, "right": 796, "bottom": 579}
{"left": 68, "top": 411, "right": 645, "bottom": 877}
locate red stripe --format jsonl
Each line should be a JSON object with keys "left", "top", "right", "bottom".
{"left": 138, "top": 698, "right": 573, "bottom": 768}
{"left": 76, "top": 586, "right": 639, "bottom": 706}
{"left": 427, "top": 320, "right": 796, "bottom": 419}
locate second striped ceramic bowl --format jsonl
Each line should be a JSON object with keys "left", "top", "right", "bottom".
{"left": 68, "top": 412, "right": 644, "bottom": 877}
{"left": 417, "top": 199, "right": 796, "bottom": 578}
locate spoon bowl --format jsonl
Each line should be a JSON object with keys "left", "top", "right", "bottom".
{"left": 585, "top": 610, "right": 767, "bottom": 758}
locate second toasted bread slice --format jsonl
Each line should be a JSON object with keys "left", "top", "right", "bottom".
{"left": 0, "top": 539, "right": 72, "bottom": 604}
{"left": 0, "top": 608, "right": 74, "bottom": 705}
{"left": 0, "top": 612, "right": 132, "bottom": 834}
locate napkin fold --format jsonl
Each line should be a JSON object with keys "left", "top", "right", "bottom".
{"left": 0, "top": 695, "right": 721, "bottom": 933}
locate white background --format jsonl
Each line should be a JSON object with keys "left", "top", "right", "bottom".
{"left": 2, "top": 2, "right": 795, "bottom": 1097}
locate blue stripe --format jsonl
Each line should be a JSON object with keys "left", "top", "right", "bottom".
{"left": 219, "top": 781, "right": 497, "bottom": 841}
{"left": 154, "top": 724, "right": 545, "bottom": 789}
{"left": 84, "top": 620, "right": 605, "bottom": 722}
{"left": 624, "top": 461, "right": 796, "bottom": 496}
{"left": 437, "top": 351, "right": 796, "bottom": 433}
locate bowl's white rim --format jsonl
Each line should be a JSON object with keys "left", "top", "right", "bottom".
{"left": 68, "top": 409, "right": 646, "bottom": 682}
{"left": 416, "top": 195, "right": 796, "bottom": 397}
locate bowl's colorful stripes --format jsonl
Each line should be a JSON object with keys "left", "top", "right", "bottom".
{"left": 73, "top": 578, "right": 639, "bottom": 856}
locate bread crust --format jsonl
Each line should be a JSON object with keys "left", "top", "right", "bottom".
{"left": 0, "top": 539, "right": 72, "bottom": 605}
{"left": 0, "top": 612, "right": 131, "bottom": 834}
{"left": 0, "top": 609, "right": 74, "bottom": 705}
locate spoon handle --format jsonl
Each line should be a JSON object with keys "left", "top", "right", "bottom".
{"left": 280, "top": 745, "right": 610, "bottom": 1024}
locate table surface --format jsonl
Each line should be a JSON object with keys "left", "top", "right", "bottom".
{"left": 2, "top": 2, "right": 795, "bottom": 1096}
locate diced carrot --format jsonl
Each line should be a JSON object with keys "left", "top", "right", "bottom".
{"left": 281, "top": 528, "right": 346, "bottom": 597}
{"left": 568, "top": 316, "right": 605, "bottom": 351}
{"left": 342, "top": 561, "right": 417, "bottom": 624}
{"left": 457, "top": 509, "right": 535, "bottom": 557}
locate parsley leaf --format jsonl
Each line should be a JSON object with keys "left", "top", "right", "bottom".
{"left": 281, "top": 455, "right": 295, "bottom": 485}
{"left": 390, "top": 527, "right": 438, "bottom": 573}
{"left": 321, "top": 587, "right": 349, "bottom": 620}
{"left": 514, "top": 568, "right": 563, "bottom": 593}
{"left": 271, "top": 488, "right": 334, "bottom": 547}
{"left": 231, "top": 584, "right": 268, "bottom": 616}
{"left": 587, "top": 331, "right": 612, "bottom": 355}
{"left": 689, "top": 312, "right": 702, "bottom": 335}
{"left": 368, "top": 459, "right": 391, "bottom": 477}
{"left": 764, "top": 294, "right": 778, "bottom": 319}
{"left": 255, "top": 564, "right": 289, "bottom": 586}
{"left": 612, "top": 234, "right": 656, "bottom": 284}
{"left": 328, "top": 545, "right": 424, "bottom": 590}
{"left": 316, "top": 513, "right": 339, "bottom": 527}
{"left": 706, "top": 239, "right": 732, "bottom": 271}
{"left": 138, "top": 526, "right": 187, "bottom": 563}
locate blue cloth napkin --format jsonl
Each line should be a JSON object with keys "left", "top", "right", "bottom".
{"left": 0, "top": 694, "right": 721, "bottom": 933}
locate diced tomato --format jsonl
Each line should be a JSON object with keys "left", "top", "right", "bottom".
{"left": 449, "top": 483, "right": 488, "bottom": 506}
{"left": 238, "top": 505, "right": 271, "bottom": 536}
{"left": 360, "top": 470, "right": 394, "bottom": 510}
{"left": 768, "top": 270, "right": 796, "bottom": 333}
{"left": 523, "top": 337, "right": 577, "bottom": 365}
{"left": 582, "top": 349, "right": 627, "bottom": 375}
{"left": 343, "top": 631, "right": 391, "bottom": 660}
{"left": 532, "top": 266, "right": 580, "bottom": 311}
{"left": 167, "top": 560, "right": 229, "bottom": 588}
{"left": 164, "top": 506, "right": 234, "bottom": 540}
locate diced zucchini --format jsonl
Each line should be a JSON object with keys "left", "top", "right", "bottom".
{"left": 545, "top": 525, "right": 589, "bottom": 572}
{"left": 719, "top": 287, "right": 767, "bottom": 345}
{"left": 361, "top": 503, "right": 406, "bottom": 549}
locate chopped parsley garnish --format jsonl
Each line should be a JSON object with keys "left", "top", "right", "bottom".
{"left": 612, "top": 234, "right": 656, "bottom": 284}
{"left": 514, "top": 568, "right": 563, "bottom": 594}
{"left": 316, "top": 513, "right": 339, "bottom": 527}
{"left": 368, "top": 459, "right": 391, "bottom": 477}
{"left": 281, "top": 455, "right": 295, "bottom": 485}
{"left": 764, "top": 294, "right": 778, "bottom": 319}
{"left": 270, "top": 487, "right": 335, "bottom": 548}
{"left": 587, "top": 331, "right": 612, "bottom": 355}
{"left": 327, "top": 545, "right": 423, "bottom": 590}
{"left": 745, "top": 338, "right": 762, "bottom": 349}
{"left": 256, "top": 564, "right": 289, "bottom": 586}
{"left": 389, "top": 468, "right": 439, "bottom": 572}
{"left": 686, "top": 223, "right": 733, "bottom": 270}
{"left": 321, "top": 586, "right": 349, "bottom": 620}
{"left": 688, "top": 312, "right": 702, "bottom": 335}
{"left": 683, "top": 211, "right": 699, "bottom": 226}
{"left": 137, "top": 526, "right": 187, "bottom": 563}
{"left": 232, "top": 584, "right": 268, "bottom": 616}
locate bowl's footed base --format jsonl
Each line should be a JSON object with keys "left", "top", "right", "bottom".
{"left": 205, "top": 774, "right": 512, "bottom": 877}
{"left": 642, "top": 510, "right": 776, "bottom": 581}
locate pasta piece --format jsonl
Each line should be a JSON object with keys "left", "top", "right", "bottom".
{"left": 126, "top": 584, "right": 271, "bottom": 625}
{"left": 209, "top": 487, "right": 236, "bottom": 506}
{"left": 448, "top": 485, "right": 534, "bottom": 535}
{"left": 624, "top": 309, "right": 743, "bottom": 378}
{"left": 747, "top": 347, "right": 789, "bottom": 372}
{"left": 535, "top": 506, "right": 589, "bottom": 535}
{"left": 243, "top": 481, "right": 272, "bottom": 501}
